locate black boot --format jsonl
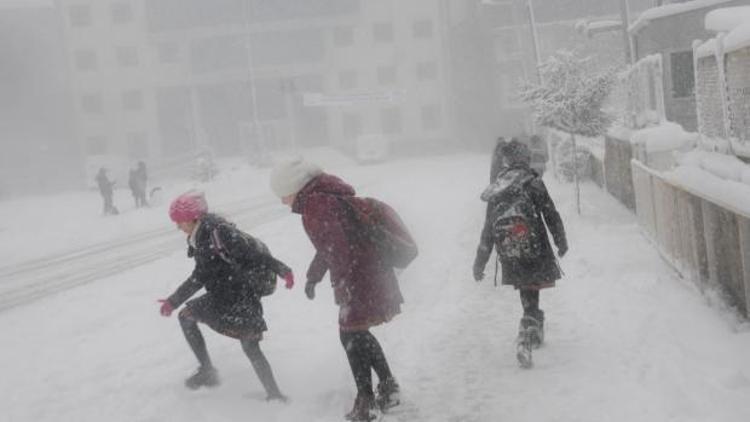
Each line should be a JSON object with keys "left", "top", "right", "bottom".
{"left": 345, "top": 392, "right": 377, "bottom": 421}
{"left": 376, "top": 377, "right": 400, "bottom": 410}
{"left": 241, "top": 338, "right": 287, "bottom": 402}
{"left": 516, "top": 316, "right": 539, "bottom": 369}
{"left": 185, "top": 365, "right": 220, "bottom": 390}
{"left": 519, "top": 290, "right": 544, "bottom": 349}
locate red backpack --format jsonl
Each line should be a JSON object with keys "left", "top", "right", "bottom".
{"left": 338, "top": 197, "right": 418, "bottom": 269}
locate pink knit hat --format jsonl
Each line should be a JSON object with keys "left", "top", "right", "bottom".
{"left": 169, "top": 191, "right": 208, "bottom": 223}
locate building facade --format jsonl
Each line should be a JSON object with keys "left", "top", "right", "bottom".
{"left": 0, "top": 1, "right": 79, "bottom": 195}
{"left": 57, "top": 0, "right": 459, "bottom": 179}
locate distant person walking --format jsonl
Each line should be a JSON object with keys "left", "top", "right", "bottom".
{"left": 95, "top": 167, "right": 118, "bottom": 215}
{"left": 157, "top": 191, "right": 294, "bottom": 400}
{"left": 473, "top": 139, "right": 567, "bottom": 368}
{"left": 270, "top": 159, "right": 417, "bottom": 422}
{"left": 129, "top": 161, "right": 148, "bottom": 208}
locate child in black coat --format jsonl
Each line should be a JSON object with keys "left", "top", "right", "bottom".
{"left": 158, "top": 192, "right": 294, "bottom": 400}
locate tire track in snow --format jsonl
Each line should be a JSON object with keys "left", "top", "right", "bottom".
{"left": 0, "top": 198, "right": 289, "bottom": 312}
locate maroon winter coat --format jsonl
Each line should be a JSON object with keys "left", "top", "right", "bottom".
{"left": 292, "top": 173, "right": 403, "bottom": 331}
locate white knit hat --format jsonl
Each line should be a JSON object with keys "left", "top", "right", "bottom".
{"left": 269, "top": 158, "right": 323, "bottom": 198}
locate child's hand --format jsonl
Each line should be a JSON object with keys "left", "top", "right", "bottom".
{"left": 157, "top": 299, "right": 174, "bottom": 317}
{"left": 281, "top": 272, "right": 295, "bottom": 289}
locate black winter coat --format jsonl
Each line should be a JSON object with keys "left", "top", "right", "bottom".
{"left": 167, "top": 213, "right": 291, "bottom": 332}
{"left": 474, "top": 166, "right": 567, "bottom": 288}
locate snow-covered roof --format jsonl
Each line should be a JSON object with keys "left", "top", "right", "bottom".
{"left": 629, "top": 0, "right": 735, "bottom": 34}
{"left": 704, "top": 6, "right": 750, "bottom": 32}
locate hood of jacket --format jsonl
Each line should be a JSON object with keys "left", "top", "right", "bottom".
{"left": 480, "top": 166, "right": 535, "bottom": 202}
{"left": 292, "top": 173, "right": 356, "bottom": 214}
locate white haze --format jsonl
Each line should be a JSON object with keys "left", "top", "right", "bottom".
{"left": 2, "top": 1, "right": 749, "bottom": 422}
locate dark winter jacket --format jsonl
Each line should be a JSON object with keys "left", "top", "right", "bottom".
{"left": 167, "top": 213, "right": 291, "bottom": 332}
{"left": 293, "top": 173, "right": 404, "bottom": 331}
{"left": 473, "top": 165, "right": 567, "bottom": 288}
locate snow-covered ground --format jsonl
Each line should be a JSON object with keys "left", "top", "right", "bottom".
{"left": 2, "top": 153, "right": 750, "bottom": 422}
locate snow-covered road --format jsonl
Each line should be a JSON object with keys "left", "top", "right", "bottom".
{"left": 1, "top": 154, "right": 749, "bottom": 422}
{"left": 0, "top": 196, "right": 285, "bottom": 311}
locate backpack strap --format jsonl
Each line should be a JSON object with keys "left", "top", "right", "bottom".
{"left": 210, "top": 227, "right": 235, "bottom": 265}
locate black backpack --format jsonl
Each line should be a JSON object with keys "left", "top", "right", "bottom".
{"left": 487, "top": 170, "right": 544, "bottom": 261}
{"left": 209, "top": 227, "right": 277, "bottom": 297}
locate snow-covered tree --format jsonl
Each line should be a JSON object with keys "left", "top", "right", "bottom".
{"left": 521, "top": 51, "right": 615, "bottom": 137}
{"left": 520, "top": 51, "right": 615, "bottom": 214}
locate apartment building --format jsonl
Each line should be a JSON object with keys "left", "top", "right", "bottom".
{"left": 58, "top": 0, "right": 457, "bottom": 175}
{"left": 0, "top": 0, "right": 78, "bottom": 195}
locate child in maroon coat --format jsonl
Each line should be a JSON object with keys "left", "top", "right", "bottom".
{"left": 270, "top": 159, "right": 415, "bottom": 421}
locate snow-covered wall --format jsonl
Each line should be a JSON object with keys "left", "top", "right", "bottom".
{"left": 631, "top": 157, "right": 750, "bottom": 316}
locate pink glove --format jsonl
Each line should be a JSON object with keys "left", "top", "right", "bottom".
{"left": 158, "top": 299, "right": 174, "bottom": 317}
{"left": 281, "top": 272, "right": 295, "bottom": 289}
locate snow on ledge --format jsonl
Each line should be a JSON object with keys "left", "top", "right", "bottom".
{"left": 705, "top": 6, "right": 750, "bottom": 32}
{"left": 723, "top": 21, "right": 750, "bottom": 53}
{"left": 663, "top": 149, "right": 750, "bottom": 216}
{"left": 630, "top": 122, "right": 698, "bottom": 153}
{"left": 695, "top": 38, "right": 718, "bottom": 59}
{"left": 629, "top": 0, "right": 735, "bottom": 34}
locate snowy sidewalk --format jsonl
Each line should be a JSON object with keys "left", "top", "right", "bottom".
{"left": 1, "top": 155, "right": 749, "bottom": 422}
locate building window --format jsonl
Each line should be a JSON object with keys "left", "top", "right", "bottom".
{"left": 670, "top": 51, "right": 694, "bottom": 98}
{"left": 373, "top": 23, "right": 394, "bottom": 43}
{"left": 416, "top": 61, "right": 438, "bottom": 81}
{"left": 421, "top": 104, "right": 442, "bottom": 130}
{"left": 116, "top": 46, "right": 139, "bottom": 67}
{"left": 74, "top": 49, "right": 98, "bottom": 71}
{"left": 342, "top": 112, "right": 363, "bottom": 139}
{"left": 68, "top": 4, "right": 92, "bottom": 27}
{"left": 377, "top": 66, "right": 397, "bottom": 85}
{"left": 157, "top": 43, "right": 180, "bottom": 63}
{"left": 122, "top": 90, "right": 143, "bottom": 110}
{"left": 111, "top": 1, "right": 134, "bottom": 24}
{"left": 81, "top": 94, "right": 103, "bottom": 114}
{"left": 333, "top": 26, "right": 354, "bottom": 47}
{"left": 380, "top": 107, "right": 402, "bottom": 134}
{"left": 412, "top": 20, "right": 433, "bottom": 38}
{"left": 338, "top": 70, "right": 357, "bottom": 90}
{"left": 127, "top": 132, "right": 149, "bottom": 159}
{"left": 86, "top": 136, "right": 107, "bottom": 155}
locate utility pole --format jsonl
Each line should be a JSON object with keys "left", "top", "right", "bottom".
{"left": 242, "top": 1, "right": 264, "bottom": 163}
{"left": 526, "top": 0, "right": 543, "bottom": 83}
{"left": 619, "top": 0, "right": 634, "bottom": 64}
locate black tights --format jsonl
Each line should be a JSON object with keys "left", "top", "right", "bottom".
{"left": 340, "top": 330, "right": 393, "bottom": 396}
{"left": 519, "top": 289, "right": 544, "bottom": 322}
{"left": 179, "top": 312, "right": 282, "bottom": 397}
